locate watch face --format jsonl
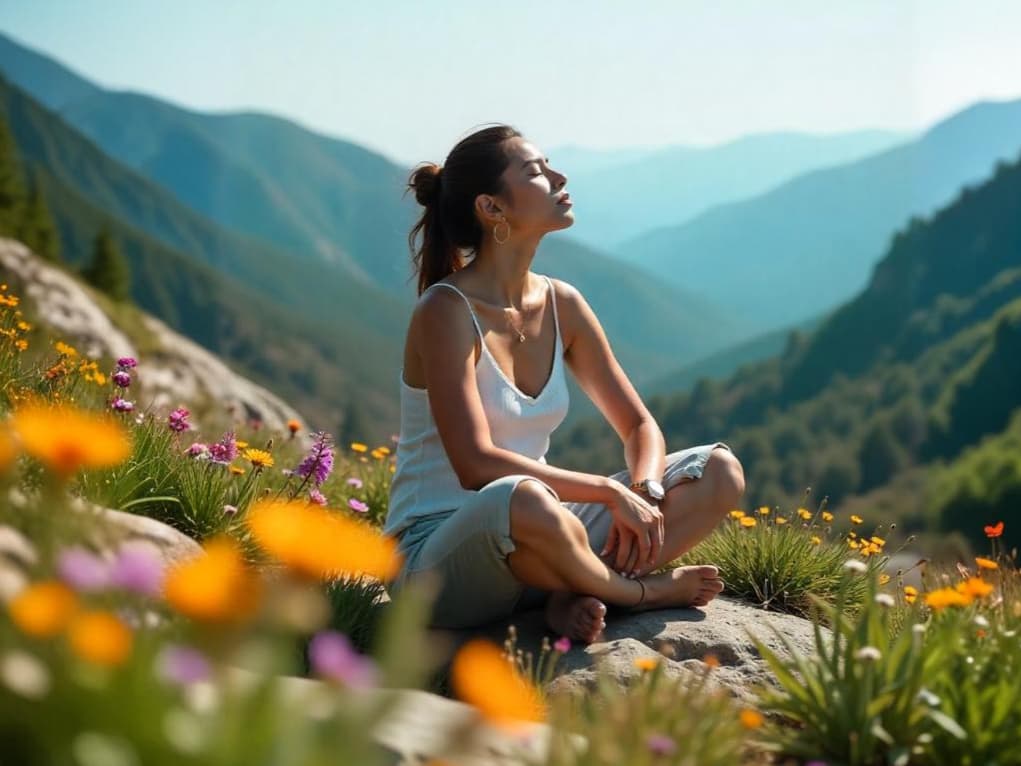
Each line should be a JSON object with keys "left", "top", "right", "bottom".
{"left": 647, "top": 479, "right": 665, "bottom": 500}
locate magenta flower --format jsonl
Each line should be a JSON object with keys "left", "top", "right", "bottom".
{"left": 111, "top": 397, "right": 134, "bottom": 413}
{"left": 348, "top": 498, "right": 369, "bottom": 514}
{"left": 208, "top": 431, "right": 238, "bottom": 464}
{"left": 116, "top": 357, "right": 137, "bottom": 369}
{"left": 308, "top": 631, "right": 379, "bottom": 689}
{"left": 345, "top": 477, "right": 363, "bottom": 489}
{"left": 109, "top": 542, "right": 165, "bottom": 597}
{"left": 167, "top": 407, "right": 191, "bottom": 433}
{"left": 308, "top": 489, "right": 327, "bottom": 506}
{"left": 293, "top": 431, "right": 335, "bottom": 488}
{"left": 157, "top": 644, "right": 211, "bottom": 685}
{"left": 553, "top": 636, "right": 571, "bottom": 654}
{"left": 222, "top": 504, "right": 238, "bottom": 517}
{"left": 112, "top": 370, "right": 132, "bottom": 388}
{"left": 646, "top": 733, "right": 677, "bottom": 756}
{"left": 185, "top": 442, "right": 209, "bottom": 459}
{"left": 57, "top": 546, "right": 110, "bottom": 592}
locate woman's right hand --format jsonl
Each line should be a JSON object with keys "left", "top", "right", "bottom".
{"left": 599, "top": 482, "right": 665, "bottom": 578}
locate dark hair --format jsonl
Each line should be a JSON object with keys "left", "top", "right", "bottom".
{"left": 405, "top": 124, "right": 522, "bottom": 296}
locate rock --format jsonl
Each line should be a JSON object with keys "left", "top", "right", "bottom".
{"left": 0, "top": 237, "right": 305, "bottom": 433}
{"left": 68, "top": 497, "right": 203, "bottom": 566}
{"left": 430, "top": 596, "right": 823, "bottom": 704}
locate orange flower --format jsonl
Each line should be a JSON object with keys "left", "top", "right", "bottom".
{"left": 8, "top": 581, "right": 79, "bottom": 637}
{"left": 924, "top": 587, "right": 972, "bottom": 610}
{"left": 11, "top": 403, "right": 131, "bottom": 478}
{"left": 634, "top": 657, "right": 660, "bottom": 671}
{"left": 164, "top": 538, "right": 262, "bottom": 623}
{"left": 68, "top": 611, "right": 133, "bottom": 666}
{"left": 287, "top": 419, "right": 301, "bottom": 435}
{"left": 739, "top": 709, "right": 764, "bottom": 729}
{"left": 702, "top": 653, "right": 720, "bottom": 669}
{"left": 451, "top": 639, "right": 546, "bottom": 731}
{"left": 984, "top": 521, "right": 1004, "bottom": 538}
{"left": 246, "top": 499, "right": 402, "bottom": 581}
{"left": 956, "top": 577, "right": 994, "bottom": 600}
{"left": 975, "top": 557, "right": 998, "bottom": 571}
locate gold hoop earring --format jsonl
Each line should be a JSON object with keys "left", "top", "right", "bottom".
{"left": 493, "top": 219, "right": 510, "bottom": 245}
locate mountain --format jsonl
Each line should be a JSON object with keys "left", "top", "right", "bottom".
{"left": 616, "top": 98, "right": 1021, "bottom": 335}
{"left": 559, "top": 130, "right": 909, "bottom": 250}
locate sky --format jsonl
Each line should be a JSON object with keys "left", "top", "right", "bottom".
{"left": 1, "top": 0, "right": 1020, "bottom": 167}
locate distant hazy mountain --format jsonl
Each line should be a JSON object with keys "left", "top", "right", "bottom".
{"left": 616, "top": 98, "right": 1021, "bottom": 335}
{"left": 556, "top": 130, "right": 909, "bottom": 249}
{"left": 545, "top": 144, "right": 658, "bottom": 175}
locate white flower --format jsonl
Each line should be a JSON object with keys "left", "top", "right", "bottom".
{"left": 912, "top": 624, "right": 926, "bottom": 636}
{"left": 973, "top": 615, "right": 990, "bottom": 628}
{"left": 916, "top": 688, "right": 941, "bottom": 706}
{"left": 0, "top": 650, "right": 50, "bottom": 699}
{"left": 854, "top": 646, "right": 882, "bottom": 662}
{"left": 874, "top": 593, "right": 895, "bottom": 607}
{"left": 843, "top": 559, "right": 868, "bottom": 573}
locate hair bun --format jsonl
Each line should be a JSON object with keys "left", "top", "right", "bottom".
{"left": 411, "top": 163, "right": 443, "bottom": 207}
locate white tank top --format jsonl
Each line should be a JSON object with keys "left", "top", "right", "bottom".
{"left": 384, "top": 274, "right": 570, "bottom": 539}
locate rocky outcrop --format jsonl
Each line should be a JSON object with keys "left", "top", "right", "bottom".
{"left": 0, "top": 237, "right": 304, "bottom": 432}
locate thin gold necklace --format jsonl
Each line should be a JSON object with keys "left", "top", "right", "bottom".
{"left": 505, "top": 308, "right": 526, "bottom": 343}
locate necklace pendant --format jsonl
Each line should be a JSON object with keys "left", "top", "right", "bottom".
{"left": 517, "top": 332, "right": 526, "bottom": 342}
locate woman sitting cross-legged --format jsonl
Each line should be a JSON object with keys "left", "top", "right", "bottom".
{"left": 385, "top": 123, "right": 746, "bottom": 644}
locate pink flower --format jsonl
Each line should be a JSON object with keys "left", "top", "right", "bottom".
{"left": 646, "top": 733, "right": 677, "bottom": 756}
{"left": 109, "top": 542, "right": 165, "bottom": 597}
{"left": 116, "top": 357, "right": 137, "bottom": 369}
{"left": 167, "top": 407, "right": 191, "bottom": 433}
{"left": 553, "top": 636, "right": 571, "bottom": 654}
{"left": 348, "top": 498, "right": 369, "bottom": 514}
{"left": 345, "top": 477, "right": 363, "bottom": 489}
{"left": 308, "top": 631, "right": 378, "bottom": 689}
{"left": 308, "top": 489, "right": 327, "bottom": 506}
{"left": 157, "top": 644, "right": 211, "bottom": 685}
{"left": 111, "top": 397, "right": 134, "bottom": 413}
{"left": 57, "top": 546, "right": 110, "bottom": 591}
{"left": 112, "top": 370, "right": 131, "bottom": 388}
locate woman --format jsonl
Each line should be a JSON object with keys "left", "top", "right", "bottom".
{"left": 385, "top": 124, "right": 745, "bottom": 644}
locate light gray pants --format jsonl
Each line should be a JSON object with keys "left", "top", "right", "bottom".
{"left": 388, "top": 442, "right": 733, "bottom": 629}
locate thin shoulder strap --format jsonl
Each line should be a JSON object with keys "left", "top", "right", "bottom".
{"left": 542, "top": 274, "right": 561, "bottom": 347}
{"left": 426, "top": 282, "right": 484, "bottom": 341}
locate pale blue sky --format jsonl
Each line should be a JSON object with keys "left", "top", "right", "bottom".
{"left": 1, "top": 0, "right": 1020, "bottom": 167}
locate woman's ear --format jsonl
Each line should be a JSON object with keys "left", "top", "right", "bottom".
{"left": 474, "top": 193, "right": 504, "bottom": 225}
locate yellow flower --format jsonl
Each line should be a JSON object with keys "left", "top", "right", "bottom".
{"left": 879, "top": 574, "right": 891, "bottom": 585}
{"left": 371, "top": 448, "right": 385, "bottom": 460}
{"left": 975, "top": 557, "right": 998, "bottom": 571}
{"left": 389, "top": 465, "right": 395, "bottom": 473}
{"left": 870, "top": 536, "right": 886, "bottom": 547}
{"left": 68, "top": 611, "right": 132, "bottom": 667}
{"left": 228, "top": 465, "right": 245, "bottom": 476}
{"left": 243, "top": 448, "right": 274, "bottom": 469}
{"left": 925, "top": 587, "right": 972, "bottom": 610}
{"left": 8, "top": 581, "right": 79, "bottom": 637}
{"left": 164, "top": 538, "right": 262, "bottom": 623}
{"left": 633, "top": 657, "right": 659, "bottom": 671}
{"left": 376, "top": 446, "right": 391, "bottom": 456}
{"left": 904, "top": 585, "right": 918, "bottom": 604}
{"left": 821, "top": 512, "right": 834, "bottom": 523}
{"left": 235, "top": 440, "right": 249, "bottom": 449}
{"left": 11, "top": 404, "right": 131, "bottom": 479}
{"left": 850, "top": 515, "right": 864, "bottom": 525}
{"left": 451, "top": 639, "right": 546, "bottom": 731}
{"left": 247, "top": 499, "right": 402, "bottom": 581}
{"left": 739, "top": 709, "right": 764, "bottom": 729}
{"left": 775, "top": 517, "right": 788, "bottom": 525}
{"left": 729, "top": 510, "right": 746, "bottom": 520}
{"left": 848, "top": 539, "right": 859, "bottom": 549}
{"left": 54, "top": 341, "right": 78, "bottom": 357}
{"left": 739, "top": 516, "right": 757, "bottom": 528}
{"left": 758, "top": 506, "right": 771, "bottom": 515}
{"left": 350, "top": 442, "right": 368, "bottom": 453}
{"left": 797, "top": 508, "right": 812, "bottom": 520}
{"left": 14, "top": 339, "right": 27, "bottom": 352}
{"left": 810, "top": 535, "right": 821, "bottom": 545}
{"left": 956, "top": 577, "right": 994, "bottom": 600}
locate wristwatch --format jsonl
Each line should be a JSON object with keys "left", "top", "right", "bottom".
{"left": 629, "top": 478, "right": 665, "bottom": 502}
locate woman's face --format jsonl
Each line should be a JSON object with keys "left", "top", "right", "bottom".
{"left": 481, "top": 137, "right": 574, "bottom": 237}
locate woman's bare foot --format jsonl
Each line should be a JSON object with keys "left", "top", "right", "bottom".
{"left": 544, "top": 591, "right": 607, "bottom": 645}
{"left": 627, "top": 565, "right": 724, "bottom": 612}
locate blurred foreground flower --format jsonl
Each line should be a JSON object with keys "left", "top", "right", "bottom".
{"left": 11, "top": 403, "right": 131, "bottom": 478}
{"left": 8, "top": 581, "right": 78, "bottom": 637}
{"left": 163, "top": 538, "right": 262, "bottom": 623}
{"left": 451, "top": 639, "right": 546, "bottom": 731}
{"left": 246, "top": 499, "right": 401, "bottom": 581}
{"left": 308, "top": 630, "right": 378, "bottom": 689}
{"left": 68, "top": 611, "right": 133, "bottom": 667}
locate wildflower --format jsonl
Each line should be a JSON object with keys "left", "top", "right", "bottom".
{"left": 924, "top": 587, "right": 972, "bottom": 610}
{"left": 163, "top": 538, "right": 262, "bottom": 623}
{"left": 0, "top": 650, "right": 51, "bottom": 699}
{"left": 8, "top": 581, "right": 78, "bottom": 637}
{"left": 702, "top": 653, "right": 720, "bottom": 669}
{"left": 56, "top": 547, "right": 110, "bottom": 592}
{"left": 308, "top": 630, "right": 379, "bottom": 690}
{"left": 292, "top": 431, "right": 334, "bottom": 487}
{"left": 348, "top": 498, "right": 369, "bottom": 514}
{"left": 235, "top": 440, "right": 249, "bottom": 449}
{"left": 984, "top": 521, "right": 1004, "bottom": 538}
{"left": 916, "top": 688, "right": 941, "bottom": 707}
{"left": 308, "top": 489, "right": 327, "bottom": 506}
{"left": 843, "top": 560, "right": 867, "bottom": 574}
{"left": 875, "top": 593, "right": 895, "bottom": 607}
{"left": 167, "top": 407, "right": 191, "bottom": 433}
{"left": 956, "top": 577, "right": 993, "bottom": 600}
{"left": 451, "top": 639, "right": 546, "bottom": 730}
{"left": 850, "top": 515, "right": 864, "bottom": 525}
{"left": 879, "top": 574, "right": 891, "bottom": 585}
{"left": 848, "top": 539, "right": 859, "bottom": 550}
{"left": 287, "top": 418, "right": 301, "bottom": 436}
{"left": 11, "top": 404, "right": 131, "bottom": 478}
{"left": 244, "top": 448, "right": 274, "bottom": 469}
{"left": 975, "top": 557, "right": 998, "bottom": 570}
{"left": 207, "top": 432, "right": 238, "bottom": 464}
{"left": 553, "top": 637, "right": 571, "bottom": 654}
{"left": 634, "top": 657, "right": 659, "bottom": 671}
{"left": 376, "top": 446, "right": 391, "bottom": 456}
{"left": 116, "top": 357, "right": 137, "bottom": 369}
{"left": 797, "top": 508, "right": 812, "bottom": 520}
{"left": 228, "top": 465, "right": 245, "bottom": 476}
{"left": 646, "top": 733, "right": 678, "bottom": 756}
{"left": 185, "top": 443, "right": 209, "bottom": 459}
{"left": 222, "top": 504, "right": 238, "bottom": 517}
{"left": 821, "top": 512, "right": 834, "bottom": 522}
{"left": 54, "top": 341, "right": 78, "bottom": 357}
{"left": 111, "top": 371, "right": 131, "bottom": 388}
{"left": 739, "top": 516, "right": 757, "bottom": 528}
{"left": 758, "top": 506, "right": 771, "bottom": 515}
{"left": 68, "top": 611, "right": 132, "bottom": 667}
{"left": 246, "top": 499, "right": 401, "bottom": 581}
{"left": 156, "top": 644, "right": 211, "bottom": 686}
{"left": 350, "top": 442, "right": 368, "bottom": 453}
{"left": 111, "top": 398, "right": 134, "bottom": 413}
{"left": 870, "top": 536, "right": 886, "bottom": 547}
{"left": 728, "top": 510, "right": 745, "bottom": 519}
{"left": 739, "top": 709, "right": 764, "bottom": 729}
{"left": 14, "top": 339, "right": 27, "bottom": 352}
{"left": 904, "top": 585, "right": 918, "bottom": 604}
{"left": 775, "top": 517, "right": 788, "bottom": 525}
{"left": 346, "top": 477, "right": 364, "bottom": 489}
{"left": 810, "top": 535, "right": 821, "bottom": 545}
{"left": 371, "top": 448, "right": 386, "bottom": 460}
{"left": 854, "top": 646, "right": 882, "bottom": 662}
{"left": 108, "top": 543, "right": 164, "bottom": 597}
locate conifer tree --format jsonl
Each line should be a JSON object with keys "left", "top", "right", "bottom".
{"left": 20, "top": 168, "right": 61, "bottom": 262}
{"left": 83, "top": 224, "right": 131, "bottom": 302}
{"left": 0, "top": 110, "right": 26, "bottom": 237}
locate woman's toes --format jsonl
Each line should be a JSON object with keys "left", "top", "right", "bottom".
{"left": 695, "top": 564, "right": 720, "bottom": 579}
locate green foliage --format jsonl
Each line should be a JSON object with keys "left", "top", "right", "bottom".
{"left": 81, "top": 224, "right": 131, "bottom": 302}
{"left": 0, "top": 103, "right": 25, "bottom": 235}
{"left": 18, "top": 167, "right": 61, "bottom": 262}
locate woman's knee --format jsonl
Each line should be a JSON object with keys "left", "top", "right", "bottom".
{"left": 508, "top": 478, "right": 586, "bottom": 546}
{"left": 704, "top": 447, "right": 746, "bottom": 500}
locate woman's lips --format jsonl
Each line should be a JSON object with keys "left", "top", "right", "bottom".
{"left": 557, "top": 194, "right": 572, "bottom": 206}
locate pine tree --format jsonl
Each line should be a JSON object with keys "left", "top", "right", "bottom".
{"left": 82, "top": 225, "right": 131, "bottom": 302}
{"left": 20, "top": 168, "right": 61, "bottom": 262}
{"left": 0, "top": 109, "right": 26, "bottom": 238}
